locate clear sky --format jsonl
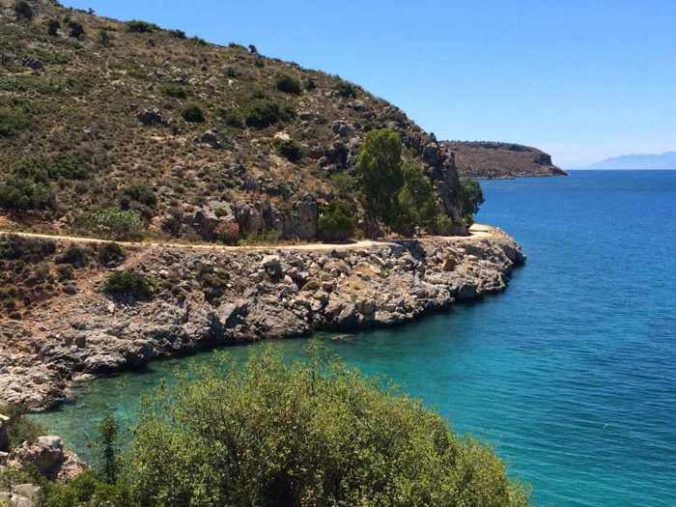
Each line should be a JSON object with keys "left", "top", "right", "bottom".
{"left": 62, "top": 0, "right": 676, "bottom": 168}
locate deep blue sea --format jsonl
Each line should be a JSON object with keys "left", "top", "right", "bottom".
{"left": 33, "top": 171, "right": 676, "bottom": 506}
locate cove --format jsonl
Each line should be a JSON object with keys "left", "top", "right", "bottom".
{"left": 33, "top": 171, "right": 676, "bottom": 507}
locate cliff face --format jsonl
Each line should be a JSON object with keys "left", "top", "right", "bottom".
{"left": 444, "top": 141, "right": 567, "bottom": 179}
{"left": 0, "top": 0, "right": 464, "bottom": 242}
{"left": 0, "top": 228, "right": 524, "bottom": 409}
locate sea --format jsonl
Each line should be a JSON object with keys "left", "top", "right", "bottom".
{"left": 32, "top": 170, "right": 676, "bottom": 506}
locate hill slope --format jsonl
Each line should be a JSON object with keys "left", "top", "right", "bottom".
{"left": 590, "top": 151, "right": 676, "bottom": 170}
{"left": 0, "top": 0, "right": 464, "bottom": 243}
{"left": 444, "top": 141, "right": 566, "bottom": 179}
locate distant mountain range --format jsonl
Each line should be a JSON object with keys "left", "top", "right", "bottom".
{"left": 590, "top": 152, "right": 676, "bottom": 170}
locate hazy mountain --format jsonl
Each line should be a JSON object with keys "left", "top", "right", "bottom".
{"left": 590, "top": 152, "right": 676, "bottom": 170}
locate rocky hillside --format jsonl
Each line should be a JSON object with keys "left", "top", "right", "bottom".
{"left": 0, "top": 0, "right": 465, "bottom": 243}
{"left": 445, "top": 141, "right": 567, "bottom": 179}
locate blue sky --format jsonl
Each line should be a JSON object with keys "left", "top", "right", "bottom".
{"left": 63, "top": 0, "right": 676, "bottom": 168}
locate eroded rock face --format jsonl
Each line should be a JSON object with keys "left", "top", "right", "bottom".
{"left": 0, "top": 229, "right": 524, "bottom": 410}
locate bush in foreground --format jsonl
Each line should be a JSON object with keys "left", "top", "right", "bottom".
{"left": 124, "top": 348, "right": 529, "bottom": 506}
{"left": 0, "top": 348, "right": 529, "bottom": 506}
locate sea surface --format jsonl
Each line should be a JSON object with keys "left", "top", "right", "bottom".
{"left": 33, "top": 171, "right": 676, "bottom": 506}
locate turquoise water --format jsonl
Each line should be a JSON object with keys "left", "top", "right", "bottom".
{"left": 33, "top": 171, "right": 676, "bottom": 506}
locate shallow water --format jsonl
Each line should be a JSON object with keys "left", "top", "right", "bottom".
{"left": 33, "top": 171, "right": 676, "bottom": 506}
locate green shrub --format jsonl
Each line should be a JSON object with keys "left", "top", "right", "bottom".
{"left": 161, "top": 84, "right": 187, "bottom": 99}
{"left": 0, "top": 107, "right": 30, "bottom": 138}
{"left": 13, "top": 155, "right": 92, "bottom": 182}
{"left": 432, "top": 213, "right": 458, "bottom": 235}
{"left": 126, "top": 20, "right": 159, "bottom": 33}
{"left": 98, "top": 243, "right": 127, "bottom": 267}
{"left": 168, "top": 29, "right": 187, "bottom": 39}
{"left": 56, "top": 245, "right": 89, "bottom": 268}
{"left": 104, "top": 270, "right": 152, "bottom": 299}
{"left": 275, "top": 72, "right": 302, "bottom": 94}
{"left": 0, "top": 235, "right": 56, "bottom": 261}
{"left": 124, "top": 347, "right": 529, "bottom": 506}
{"left": 276, "top": 138, "right": 303, "bottom": 162}
{"left": 318, "top": 201, "right": 355, "bottom": 242}
{"left": 336, "top": 80, "right": 358, "bottom": 98}
{"left": 245, "top": 99, "right": 295, "bottom": 129}
{"left": 222, "top": 111, "right": 244, "bottom": 129}
{"left": 0, "top": 175, "right": 54, "bottom": 211}
{"left": 119, "top": 184, "right": 158, "bottom": 218}
{"left": 89, "top": 208, "right": 145, "bottom": 241}
{"left": 182, "top": 103, "right": 205, "bottom": 123}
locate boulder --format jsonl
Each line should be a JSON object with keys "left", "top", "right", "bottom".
{"left": 261, "top": 255, "right": 283, "bottom": 280}
{"left": 137, "top": 108, "right": 166, "bottom": 126}
{"left": 13, "top": 436, "right": 64, "bottom": 479}
{"left": 194, "top": 128, "right": 222, "bottom": 148}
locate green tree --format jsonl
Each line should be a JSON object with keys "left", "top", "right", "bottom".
{"left": 396, "top": 162, "right": 439, "bottom": 234}
{"left": 98, "top": 411, "right": 120, "bottom": 484}
{"left": 356, "top": 128, "right": 404, "bottom": 232}
{"left": 460, "top": 179, "right": 485, "bottom": 223}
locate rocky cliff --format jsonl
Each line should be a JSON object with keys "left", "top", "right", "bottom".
{"left": 445, "top": 141, "right": 567, "bottom": 179}
{"left": 0, "top": 227, "right": 524, "bottom": 409}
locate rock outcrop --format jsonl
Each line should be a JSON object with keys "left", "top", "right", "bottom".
{"left": 0, "top": 226, "right": 524, "bottom": 410}
{"left": 444, "top": 141, "right": 567, "bottom": 179}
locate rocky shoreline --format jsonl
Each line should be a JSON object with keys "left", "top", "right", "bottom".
{"left": 0, "top": 226, "right": 525, "bottom": 410}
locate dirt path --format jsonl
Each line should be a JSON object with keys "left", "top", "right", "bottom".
{"left": 0, "top": 224, "right": 495, "bottom": 252}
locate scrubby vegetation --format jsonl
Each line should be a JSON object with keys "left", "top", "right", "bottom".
{"left": 0, "top": 235, "right": 131, "bottom": 317}
{"left": 318, "top": 201, "right": 356, "bottom": 242}
{"left": 275, "top": 72, "right": 302, "bottom": 94}
{"left": 181, "top": 103, "right": 205, "bottom": 123}
{"left": 245, "top": 99, "right": 295, "bottom": 129}
{"left": 0, "top": 347, "right": 529, "bottom": 506}
{"left": 276, "top": 138, "right": 303, "bottom": 162}
{"left": 103, "top": 270, "right": 153, "bottom": 299}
